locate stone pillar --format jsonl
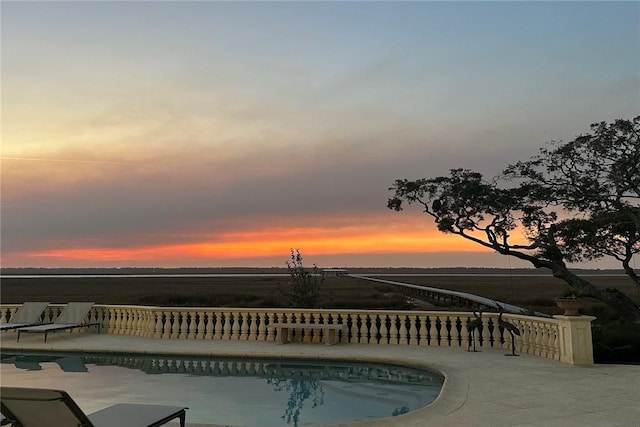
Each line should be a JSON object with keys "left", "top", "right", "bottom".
{"left": 554, "top": 315, "right": 596, "bottom": 366}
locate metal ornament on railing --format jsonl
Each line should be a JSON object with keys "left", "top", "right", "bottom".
{"left": 497, "top": 304, "right": 521, "bottom": 356}
{"left": 466, "top": 309, "right": 483, "bottom": 352}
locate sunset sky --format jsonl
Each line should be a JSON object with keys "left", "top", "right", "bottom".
{"left": 2, "top": 1, "right": 639, "bottom": 269}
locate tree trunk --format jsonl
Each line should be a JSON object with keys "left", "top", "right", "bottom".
{"left": 550, "top": 264, "right": 640, "bottom": 322}
{"left": 500, "top": 247, "right": 640, "bottom": 322}
{"left": 622, "top": 257, "right": 640, "bottom": 290}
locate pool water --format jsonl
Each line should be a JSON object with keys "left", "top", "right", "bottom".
{"left": 1, "top": 352, "right": 443, "bottom": 426}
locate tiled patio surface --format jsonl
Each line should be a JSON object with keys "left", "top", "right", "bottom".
{"left": 1, "top": 332, "right": 639, "bottom": 427}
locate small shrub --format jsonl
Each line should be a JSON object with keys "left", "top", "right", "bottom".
{"left": 280, "top": 249, "right": 324, "bottom": 308}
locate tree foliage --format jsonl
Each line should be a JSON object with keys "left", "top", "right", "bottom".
{"left": 504, "top": 117, "right": 640, "bottom": 286}
{"left": 388, "top": 117, "right": 640, "bottom": 321}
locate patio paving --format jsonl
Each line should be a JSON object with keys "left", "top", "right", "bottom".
{"left": 1, "top": 332, "right": 639, "bottom": 427}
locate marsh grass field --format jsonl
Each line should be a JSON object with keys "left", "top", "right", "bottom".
{"left": 1, "top": 274, "right": 638, "bottom": 316}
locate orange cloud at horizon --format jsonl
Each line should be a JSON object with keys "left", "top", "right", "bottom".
{"left": 23, "top": 225, "right": 488, "bottom": 265}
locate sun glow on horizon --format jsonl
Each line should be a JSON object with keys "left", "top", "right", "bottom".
{"left": 20, "top": 226, "right": 485, "bottom": 265}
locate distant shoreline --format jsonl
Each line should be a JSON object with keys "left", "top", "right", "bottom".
{"left": 0, "top": 266, "right": 626, "bottom": 276}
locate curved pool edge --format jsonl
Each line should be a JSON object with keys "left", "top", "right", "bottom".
{"left": 0, "top": 334, "right": 469, "bottom": 427}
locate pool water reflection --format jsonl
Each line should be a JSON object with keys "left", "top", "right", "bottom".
{"left": 1, "top": 351, "right": 443, "bottom": 426}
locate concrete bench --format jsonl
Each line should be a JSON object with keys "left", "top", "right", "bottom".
{"left": 268, "top": 323, "right": 345, "bottom": 346}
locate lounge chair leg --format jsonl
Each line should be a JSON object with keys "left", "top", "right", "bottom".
{"left": 179, "top": 411, "right": 186, "bottom": 427}
{"left": 44, "top": 333, "right": 48, "bottom": 343}
{"left": 16, "top": 331, "right": 21, "bottom": 343}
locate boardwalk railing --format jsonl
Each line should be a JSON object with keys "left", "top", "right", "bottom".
{"left": 350, "top": 275, "right": 548, "bottom": 316}
{"left": 0, "top": 304, "right": 595, "bottom": 366}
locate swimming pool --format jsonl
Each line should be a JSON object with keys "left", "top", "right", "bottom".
{"left": 1, "top": 351, "right": 444, "bottom": 426}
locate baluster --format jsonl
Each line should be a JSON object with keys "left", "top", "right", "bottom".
{"left": 544, "top": 322, "right": 554, "bottom": 359}
{"left": 515, "top": 320, "right": 535, "bottom": 354}
{"left": 159, "top": 311, "right": 170, "bottom": 339}
{"left": 133, "top": 307, "right": 143, "bottom": 337}
{"left": 336, "top": 312, "right": 349, "bottom": 343}
{"left": 118, "top": 308, "right": 127, "bottom": 335}
{"left": 169, "top": 311, "right": 178, "bottom": 339}
{"left": 409, "top": 314, "right": 419, "bottom": 345}
{"left": 128, "top": 308, "right": 138, "bottom": 336}
{"left": 177, "top": 312, "right": 187, "bottom": 339}
{"left": 222, "top": 312, "right": 231, "bottom": 340}
{"left": 121, "top": 308, "right": 130, "bottom": 336}
{"left": 247, "top": 312, "right": 257, "bottom": 340}
{"left": 378, "top": 314, "right": 389, "bottom": 345}
{"left": 533, "top": 322, "right": 543, "bottom": 356}
{"left": 107, "top": 308, "right": 117, "bottom": 334}
{"left": 168, "top": 311, "right": 177, "bottom": 339}
{"left": 550, "top": 324, "right": 560, "bottom": 361}
{"left": 520, "top": 320, "right": 529, "bottom": 354}
{"left": 417, "top": 315, "right": 428, "bottom": 346}
{"left": 443, "top": 316, "right": 452, "bottom": 346}
{"left": 486, "top": 317, "right": 495, "bottom": 348}
{"left": 236, "top": 312, "right": 246, "bottom": 340}
{"left": 360, "top": 313, "right": 370, "bottom": 344}
{"left": 450, "top": 315, "right": 461, "bottom": 348}
{"left": 433, "top": 315, "right": 442, "bottom": 346}
{"left": 101, "top": 307, "right": 109, "bottom": 334}
{"left": 308, "top": 312, "right": 320, "bottom": 344}
{"left": 204, "top": 312, "right": 213, "bottom": 340}
{"left": 462, "top": 316, "right": 480, "bottom": 348}
{"left": 212, "top": 312, "right": 222, "bottom": 340}
{"left": 231, "top": 312, "right": 245, "bottom": 340}
{"left": 132, "top": 309, "right": 141, "bottom": 336}
{"left": 388, "top": 314, "right": 399, "bottom": 345}
{"left": 545, "top": 323, "right": 556, "bottom": 360}
{"left": 480, "top": 316, "right": 489, "bottom": 349}
{"left": 187, "top": 311, "right": 197, "bottom": 339}
{"left": 238, "top": 312, "right": 252, "bottom": 341}
{"left": 367, "top": 314, "right": 377, "bottom": 344}
{"left": 322, "top": 312, "right": 331, "bottom": 343}
{"left": 535, "top": 322, "right": 546, "bottom": 358}
{"left": 547, "top": 323, "right": 560, "bottom": 360}
{"left": 257, "top": 312, "right": 267, "bottom": 341}
{"left": 113, "top": 308, "right": 123, "bottom": 335}
{"left": 398, "top": 314, "right": 408, "bottom": 345}
{"left": 194, "top": 311, "right": 204, "bottom": 339}
{"left": 125, "top": 308, "right": 135, "bottom": 336}
{"left": 350, "top": 314, "right": 361, "bottom": 344}
{"left": 512, "top": 319, "right": 523, "bottom": 353}
{"left": 289, "top": 312, "right": 303, "bottom": 342}
{"left": 152, "top": 311, "right": 163, "bottom": 339}
{"left": 266, "top": 312, "right": 278, "bottom": 342}
{"left": 95, "top": 307, "right": 105, "bottom": 334}
{"left": 299, "top": 312, "right": 308, "bottom": 343}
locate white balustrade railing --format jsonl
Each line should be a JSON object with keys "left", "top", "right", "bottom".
{"left": 0, "top": 304, "right": 595, "bottom": 365}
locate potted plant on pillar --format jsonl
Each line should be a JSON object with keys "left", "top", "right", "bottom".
{"left": 555, "top": 288, "right": 585, "bottom": 316}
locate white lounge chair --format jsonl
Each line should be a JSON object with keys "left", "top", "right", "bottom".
{"left": 0, "top": 387, "right": 187, "bottom": 427}
{"left": 0, "top": 302, "right": 49, "bottom": 331}
{"left": 17, "top": 302, "right": 100, "bottom": 343}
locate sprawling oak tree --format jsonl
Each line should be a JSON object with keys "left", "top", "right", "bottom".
{"left": 388, "top": 117, "right": 640, "bottom": 321}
